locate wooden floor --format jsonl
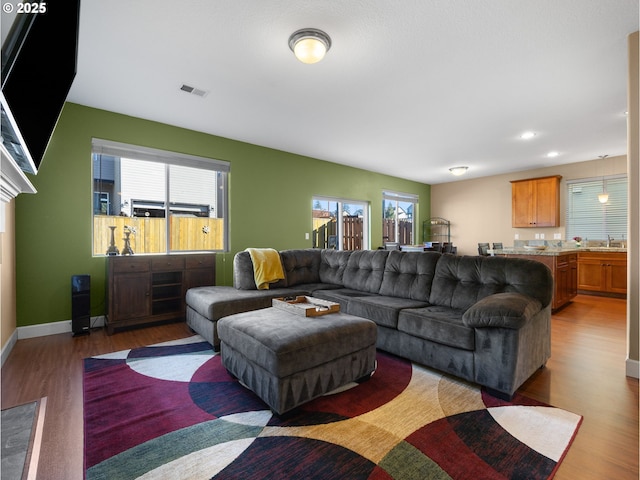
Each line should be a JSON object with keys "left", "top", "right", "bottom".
{"left": 1, "top": 295, "right": 638, "bottom": 480}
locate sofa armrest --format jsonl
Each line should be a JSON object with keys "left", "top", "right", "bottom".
{"left": 462, "top": 292, "right": 542, "bottom": 329}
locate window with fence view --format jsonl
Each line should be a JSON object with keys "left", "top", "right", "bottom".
{"left": 92, "top": 139, "right": 229, "bottom": 256}
{"left": 382, "top": 191, "right": 417, "bottom": 247}
{"left": 312, "top": 197, "right": 369, "bottom": 250}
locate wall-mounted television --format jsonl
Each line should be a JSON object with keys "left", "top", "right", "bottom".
{"left": 1, "top": 0, "right": 81, "bottom": 174}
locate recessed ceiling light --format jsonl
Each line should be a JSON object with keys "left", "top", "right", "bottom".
{"left": 547, "top": 151, "right": 559, "bottom": 158}
{"left": 520, "top": 131, "right": 536, "bottom": 140}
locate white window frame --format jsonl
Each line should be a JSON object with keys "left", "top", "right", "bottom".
{"left": 312, "top": 196, "right": 370, "bottom": 250}
{"left": 92, "top": 138, "right": 230, "bottom": 255}
{"left": 382, "top": 190, "right": 418, "bottom": 246}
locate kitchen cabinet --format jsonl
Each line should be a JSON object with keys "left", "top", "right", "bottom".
{"left": 577, "top": 251, "right": 627, "bottom": 296}
{"left": 107, "top": 253, "right": 215, "bottom": 334}
{"left": 511, "top": 175, "right": 561, "bottom": 227}
{"left": 499, "top": 252, "right": 577, "bottom": 310}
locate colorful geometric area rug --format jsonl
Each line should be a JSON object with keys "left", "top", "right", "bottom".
{"left": 83, "top": 335, "right": 582, "bottom": 480}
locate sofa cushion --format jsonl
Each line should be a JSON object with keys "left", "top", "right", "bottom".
{"left": 347, "top": 295, "right": 430, "bottom": 329}
{"left": 398, "top": 305, "right": 475, "bottom": 350}
{"left": 311, "top": 288, "right": 377, "bottom": 311}
{"left": 379, "top": 250, "right": 440, "bottom": 301}
{"left": 429, "top": 255, "right": 553, "bottom": 310}
{"left": 279, "top": 249, "right": 321, "bottom": 286}
{"left": 186, "top": 285, "right": 309, "bottom": 320}
{"left": 233, "top": 251, "right": 270, "bottom": 290}
{"left": 318, "top": 249, "right": 351, "bottom": 285}
{"left": 462, "top": 292, "right": 542, "bottom": 329}
{"left": 342, "top": 250, "right": 389, "bottom": 293}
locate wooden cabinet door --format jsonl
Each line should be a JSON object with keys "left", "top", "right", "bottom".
{"left": 512, "top": 180, "right": 533, "bottom": 227}
{"left": 511, "top": 176, "right": 560, "bottom": 227}
{"left": 533, "top": 176, "right": 560, "bottom": 227}
{"left": 607, "top": 261, "right": 627, "bottom": 294}
{"left": 184, "top": 254, "right": 216, "bottom": 291}
{"left": 112, "top": 272, "right": 151, "bottom": 320}
{"left": 555, "top": 260, "right": 570, "bottom": 309}
{"left": 569, "top": 256, "right": 578, "bottom": 297}
{"left": 577, "top": 258, "right": 605, "bottom": 291}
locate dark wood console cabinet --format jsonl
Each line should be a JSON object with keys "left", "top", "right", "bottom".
{"left": 106, "top": 253, "right": 215, "bottom": 334}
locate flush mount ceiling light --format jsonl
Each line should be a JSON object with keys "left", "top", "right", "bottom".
{"left": 288, "top": 28, "right": 331, "bottom": 64}
{"left": 547, "top": 151, "right": 559, "bottom": 158}
{"left": 449, "top": 166, "right": 468, "bottom": 176}
{"left": 519, "top": 131, "right": 536, "bottom": 140}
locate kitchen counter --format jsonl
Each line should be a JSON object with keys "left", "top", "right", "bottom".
{"left": 496, "top": 247, "right": 627, "bottom": 256}
{"left": 497, "top": 247, "right": 627, "bottom": 304}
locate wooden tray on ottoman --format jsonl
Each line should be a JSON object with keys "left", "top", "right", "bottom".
{"left": 272, "top": 296, "right": 340, "bottom": 317}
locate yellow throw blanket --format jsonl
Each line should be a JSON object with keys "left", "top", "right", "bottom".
{"left": 245, "top": 248, "right": 285, "bottom": 290}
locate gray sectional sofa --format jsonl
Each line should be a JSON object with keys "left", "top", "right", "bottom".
{"left": 186, "top": 248, "right": 553, "bottom": 399}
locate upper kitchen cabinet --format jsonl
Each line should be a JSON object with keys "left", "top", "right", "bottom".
{"left": 511, "top": 175, "right": 562, "bottom": 227}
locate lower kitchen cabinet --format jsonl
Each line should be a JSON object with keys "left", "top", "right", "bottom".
{"left": 577, "top": 251, "right": 627, "bottom": 296}
{"left": 106, "top": 253, "right": 216, "bottom": 334}
{"left": 500, "top": 252, "right": 577, "bottom": 311}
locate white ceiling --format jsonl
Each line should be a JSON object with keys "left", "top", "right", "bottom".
{"left": 67, "top": 0, "right": 639, "bottom": 184}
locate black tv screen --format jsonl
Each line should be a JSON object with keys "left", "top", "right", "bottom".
{"left": 1, "top": 0, "right": 81, "bottom": 174}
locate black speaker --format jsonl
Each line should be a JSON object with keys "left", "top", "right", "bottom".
{"left": 71, "top": 274, "right": 90, "bottom": 336}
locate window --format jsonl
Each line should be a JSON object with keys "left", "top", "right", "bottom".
{"left": 566, "top": 175, "right": 627, "bottom": 242}
{"left": 382, "top": 191, "right": 417, "bottom": 246}
{"left": 92, "top": 139, "right": 229, "bottom": 256}
{"left": 312, "top": 196, "right": 369, "bottom": 250}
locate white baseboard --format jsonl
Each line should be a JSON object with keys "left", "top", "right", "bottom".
{"left": 626, "top": 357, "right": 640, "bottom": 379}
{"left": 1, "top": 329, "right": 18, "bottom": 367}
{"left": 17, "top": 315, "right": 106, "bottom": 340}
{"left": 18, "top": 320, "right": 73, "bottom": 339}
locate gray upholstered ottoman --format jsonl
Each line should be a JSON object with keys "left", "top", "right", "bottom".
{"left": 217, "top": 306, "right": 377, "bottom": 415}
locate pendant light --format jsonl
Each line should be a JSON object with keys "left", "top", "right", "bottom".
{"left": 598, "top": 155, "right": 609, "bottom": 204}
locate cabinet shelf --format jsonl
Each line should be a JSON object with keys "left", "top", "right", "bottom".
{"left": 423, "top": 217, "right": 451, "bottom": 247}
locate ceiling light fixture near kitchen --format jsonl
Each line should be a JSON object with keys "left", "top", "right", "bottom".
{"left": 598, "top": 154, "right": 609, "bottom": 203}
{"left": 449, "top": 166, "right": 468, "bottom": 176}
{"left": 547, "top": 151, "right": 559, "bottom": 158}
{"left": 288, "top": 28, "right": 331, "bottom": 64}
{"left": 520, "top": 131, "right": 536, "bottom": 140}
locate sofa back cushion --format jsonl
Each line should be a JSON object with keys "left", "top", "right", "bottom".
{"left": 379, "top": 250, "right": 441, "bottom": 301}
{"left": 429, "top": 255, "right": 553, "bottom": 310}
{"left": 279, "top": 249, "right": 321, "bottom": 286}
{"left": 233, "top": 251, "right": 258, "bottom": 290}
{"left": 319, "top": 249, "right": 352, "bottom": 285}
{"left": 342, "top": 250, "right": 389, "bottom": 293}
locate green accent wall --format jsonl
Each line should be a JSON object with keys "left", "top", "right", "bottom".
{"left": 15, "top": 103, "right": 431, "bottom": 327}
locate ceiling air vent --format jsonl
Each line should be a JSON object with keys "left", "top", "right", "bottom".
{"left": 180, "top": 84, "right": 208, "bottom": 98}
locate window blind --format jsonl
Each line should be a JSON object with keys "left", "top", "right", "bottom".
{"left": 566, "top": 175, "right": 627, "bottom": 242}
{"left": 92, "top": 138, "right": 230, "bottom": 172}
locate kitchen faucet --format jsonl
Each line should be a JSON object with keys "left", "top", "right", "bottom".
{"left": 607, "top": 234, "right": 613, "bottom": 247}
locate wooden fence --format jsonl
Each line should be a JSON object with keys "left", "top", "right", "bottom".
{"left": 94, "top": 215, "right": 224, "bottom": 255}
{"left": 312, "top": 217, "right": 413, "bottom": 250}
{"left": 382, "top": 219, "right": 413, "bottom": 245}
